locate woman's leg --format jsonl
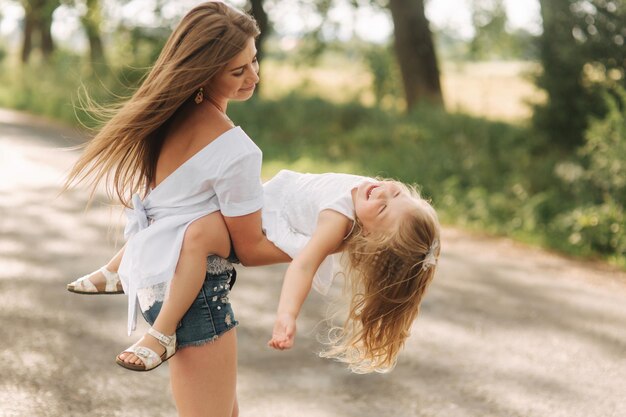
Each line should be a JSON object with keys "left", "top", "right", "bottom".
{"left": 232, "top": 398, "right": 239, "bottom": 417}
{"left": 119, "top": 212, "right": 231, "bottom": 365}
{"left": 169, "top": 328, "right": 238, "bottom": 417}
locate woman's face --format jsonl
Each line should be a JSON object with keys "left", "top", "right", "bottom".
{"left": 211, "top": 37, "right": 260, "bottom": 103}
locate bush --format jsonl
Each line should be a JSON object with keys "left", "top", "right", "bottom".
{"left": 551, "top": 88, "right": 626, "bottom": 264}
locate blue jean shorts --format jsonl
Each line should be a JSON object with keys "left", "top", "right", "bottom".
{"left": 139, "top": 256, "right": 239, "bottom": 348}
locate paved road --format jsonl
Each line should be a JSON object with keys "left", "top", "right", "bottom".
{"left": 1, "top": 109, "right": 625, "bottom": 417}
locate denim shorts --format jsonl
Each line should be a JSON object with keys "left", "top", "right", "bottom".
{"left": 140, "top": 257, "right": 239, "bottom": 348}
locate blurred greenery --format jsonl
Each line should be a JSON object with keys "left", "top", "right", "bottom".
{"left": 533, "top": 0, "right": 626, "bottom": 149}
{"left": 468, "top": 0, "right": 536, "bottom": 61}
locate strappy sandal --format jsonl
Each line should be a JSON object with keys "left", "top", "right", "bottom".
{"left": 66, "top": 266, "right": 123, "bottom": 295}
{"left": 115, "top": 328, "right": 177, "bottom": 372}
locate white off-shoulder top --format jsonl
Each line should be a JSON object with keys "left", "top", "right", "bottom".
{"left": 118, "top": 127, "right": 263, "bottom": 334}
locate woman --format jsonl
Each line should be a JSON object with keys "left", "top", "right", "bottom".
{"left": 65, "top": 2, "right": 288, "bottom": 416}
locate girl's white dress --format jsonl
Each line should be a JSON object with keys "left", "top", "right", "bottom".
{"left": 119, "top": 127, "right": 263, "bottom": 334}
{"left": 261, "top": 170, "right": 374, "bottom": 295}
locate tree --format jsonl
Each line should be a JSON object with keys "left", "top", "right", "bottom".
{"left": 469, "top": 0, "right": 510, "bottom": 60}
{"left": 387, "top": 0, "right": 443, "bottom": 109}
{"left": 534, "top": 0, "right": 626, "bottom": 149}
{"left": 247, "top": 0, "right": 270, "bottom": 64}
{"left": 20, "top": 0, "right": 60, "bottom": 63}
{"left": 80, "top": 0, "right": 107, "bottom": 71}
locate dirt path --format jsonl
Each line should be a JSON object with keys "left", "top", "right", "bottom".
{"left": 1, "top": 109, "right": 625, "bottom": 417}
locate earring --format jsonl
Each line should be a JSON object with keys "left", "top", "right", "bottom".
{"left": 194, "top": 87, "right": 204, "bottom": 104}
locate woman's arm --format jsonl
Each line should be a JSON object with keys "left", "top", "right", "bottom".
{"left": 223, "top": 210, "right": 291, "bottom": 266}
{"left": 268, "top": 210, "right": 348, "bottom": 350}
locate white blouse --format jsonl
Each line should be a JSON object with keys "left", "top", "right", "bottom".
{"left": 261, "top": 170, "right": 374, "bottom": 295}
{"left": 118, "top": 127, "right": 263, "bottom": 334}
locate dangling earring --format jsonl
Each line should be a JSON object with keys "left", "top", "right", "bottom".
{"left": 194, "top": 87, "right": 204, "bottom": 104}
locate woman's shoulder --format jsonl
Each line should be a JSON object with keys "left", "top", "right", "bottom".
{"left": 189, "top": 124, "right": 257, "bottom": 160}
{"left": 216, "top": 126, "right": 261, "bottom": 157}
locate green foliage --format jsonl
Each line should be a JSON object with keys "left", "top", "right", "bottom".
{"left": 468, "top": 0, "right": 538, "bottom": 61}
{"left": 362, "top": 44, "right": 401, "bottom": 107}
{"left": 551, "top": 88, "right": 626, "bottom": 263}
{"left": 580, "top": 89, "right": 626, "bottom": 206}
{"left": 0, "top": 49, "right": 150, "bottom": 127}
{"left": 0, "top": 51, "right": 81, "bottom": 121}
{"left": 110, "top": 25, "right": 169, "bottom": 69}
{"left": 533, "top": 0, "right": 626, "bottom": 149}
{"left": 469, "top": 0, "right": 507, "bottom": 59}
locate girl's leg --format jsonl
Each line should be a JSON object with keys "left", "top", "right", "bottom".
{"left": 67, "top": 246, "right": 125, "bottom": 293}
{"left": 169, "top": 328, "right": 238, "bottom": 417}
{"left": 104, "top": 246, "right": 125, "bottom": 272}
{"left": 119, "top": 212, "right": 230, "bottom": 365}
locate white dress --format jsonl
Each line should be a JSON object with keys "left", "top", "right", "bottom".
{"left": 119, "top": 127, "right": 264, "bottom": 334}
{"left": 261, "top": 170, "right": 374, "bottom": 295}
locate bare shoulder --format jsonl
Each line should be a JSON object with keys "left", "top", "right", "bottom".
{"left": 195, "top": 112, "right": 235, "bottom": 147}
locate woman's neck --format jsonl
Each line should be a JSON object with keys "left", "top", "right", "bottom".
{"left": 206, "top": 100, "right": 233, "bottom": 126}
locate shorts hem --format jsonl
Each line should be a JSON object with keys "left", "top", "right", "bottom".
{"left": 176, "top": 322, "right": 239, "bottom": 349}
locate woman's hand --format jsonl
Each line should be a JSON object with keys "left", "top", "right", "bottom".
{"left": 268, "top": 313, "right": 297, "bottom": 350}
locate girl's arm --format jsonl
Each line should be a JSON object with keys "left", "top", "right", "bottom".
{"left": 268, "top": 210, "right": 349, "bottom": 350}
{"left": 224, "top": 210, "right": 292, "bottom": 266}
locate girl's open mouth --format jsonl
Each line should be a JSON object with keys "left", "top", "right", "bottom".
{"left": 366, "top": 185, "right": 379, "bottom": 200}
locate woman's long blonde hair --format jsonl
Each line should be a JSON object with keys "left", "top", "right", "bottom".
{"left": 64, "top": 2, "right": 259, "bottom": 206}
{"left": 321, "top": 184, "right": 441, "bottom": 373}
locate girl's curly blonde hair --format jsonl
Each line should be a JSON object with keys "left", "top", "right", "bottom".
{"left": 320, "top": 184, "right": 440, "bottom": 373}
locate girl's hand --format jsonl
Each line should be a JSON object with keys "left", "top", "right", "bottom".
{"left": 268, "top": 313, "right": 296, "bottom": 350}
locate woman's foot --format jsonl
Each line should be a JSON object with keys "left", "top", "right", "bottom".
{"left": 67, "top": 266, "right": 123, "bottom": 294}
{"left": 116, "top": 328, "right": 177, "bottom": 371}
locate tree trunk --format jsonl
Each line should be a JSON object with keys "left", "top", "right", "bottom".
{"left": 248, "top": 0, "right": 268, "bottom": 94}
{"left": 387, "top": 0, "right": 443, "bottom": 110}
{"left": 40, "top": 11, "right": 54, "bottom": 59}
{"left": 21, "top": 0, "right": 58, "bottom": 63}
{"left": 21, "top": 9, "right": 35, "bottom": 63}
{"left": 249, "top": 0, "right": 269, "bottom": 63}
{"left": 534, "top": 0, "right": 588, "bottom": 148}
{"left": 82, "top": 0, "right": 108, "bottom": 71}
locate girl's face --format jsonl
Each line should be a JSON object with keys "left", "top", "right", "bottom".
{"left": 211, "top": 37, "right": 260, "bottom": 103}
{"left": 352, "top": 181, "right": 420, "bottom": 234}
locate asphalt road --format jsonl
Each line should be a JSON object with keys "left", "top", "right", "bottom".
{"left": 1, "top": 109, "right": 625, "bottom": 417}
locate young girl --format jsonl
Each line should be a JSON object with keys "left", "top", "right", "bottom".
{"left": 262, "top": 170, "right": 440, "bottom": 373}
{"left": 70, "top": 169, "right": 440, "bottom": 374}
